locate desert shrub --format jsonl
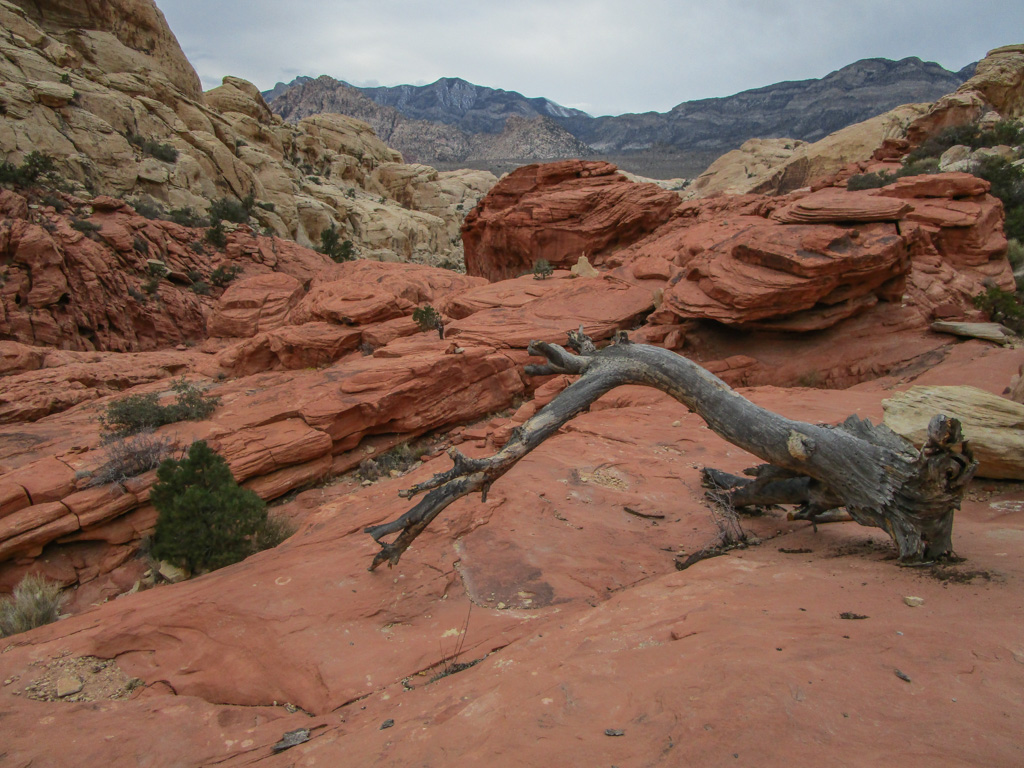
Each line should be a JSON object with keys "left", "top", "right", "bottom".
{"left": 147, "top": 261, "right": 169, "bottom": 278}
{"left": 209, "top": 197, "right": 250, "bottom": 224}
{"left": 358, "top": 442, "right": 428, "bottom": 482}
{"left": 973, "top": 285, "right": 1024, "bottom": 335}
{"left": 149, "top": 441, "right": 284, "bottom": 573}
{"left": 131, "top": 197, "right": 164, "bottom": 220}
{"left": 412, "top": 304, "right": 441, "bottom": 333}
{"left": 256, "top": 201, "right": 275, "bottom": 212}
{"left": 254, "top": 513, "right": 296, "bottom": 551}
{"left": 205, "top": 220, "right": 227, "bottom": 248}
{"left": 533, "top": 259, "right": 554, "bottom": 280}
{"left": 169, "top": 207, "right": 207, "bottom": 228}
{"left": 127, "top": 133, "right": 178, "bottom": 163}
{"left": 71, "top": 218, "right": 101, "bottom": 234}
{"left": 141, "top": 276, "right": 161, "bottom": 295}
{"left": 907, "top": 123, "right": 985, "bottom": 164}
{"left": 59, "top": 73, "right": 71, "bottom": 85}
{"left": 40, "top": 193, "right": 65, "bottom": 212}
{"left": 99, "top": 377, "right": 221, "bottom": 438}
{"left": 900, "top": 157, "right": 941, "bottom": 176}
{"left": 319, "top": 224, "right": 354, "bottom": 262}
{"left": 0, "top": 151, "right": 59, "bottom": 188}
{"left": 1007, "top": 238, "right": 1024, "bottom": 271}
{"left": 190, "top": 280, "right": 212, "bottom": 296}
{"left": 847, "top": 158, "right": 942, "bottom": 191}
{"left": 88, "top": 429, "right": 174, "bottom": 487}
{"left": 972, "top": 156, "right": 1024, "bottom": 241}
{"left": 846, "top": 171, "right": 896, "bottom": 190}
{"left": 210, "top": 263, "right": 243, "bottom": 287}
{"left": 132, "top": 235, "right": 149, "bottom": 255}
{"left": 0, "top": 574, "right": 64, "bottom": 637}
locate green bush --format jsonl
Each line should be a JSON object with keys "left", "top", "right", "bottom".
{"left": 0, "top": 151, "right": 59, "bottom": 189}
{"left": 99, "top": 377, "right": 221, "bottom": 438}
{"left": 169, "top": 207, "right": 207, "bottom": 228}
{"left": 0, "top": 574, "right": 64, "bottom": 637}
{"left": 974, "top": 157, "right": 1024, "bottom": 241}
{"left": 413, "top": 304, "right": 442, "bottom": 334}
{"left": 131, "top": 197, "right": 164, "bottom": 220}
{"left": 71, "top": 218, "right": 101, "bottom": 234}
{"left": 191, "top": 280, "right": 212, "bottom": 296}
{"left": 533, "top": 259, "right": 554, "bottom": 280}
{"left": 210, "top": 263, "right": 243, "bottom": 287}
{"left": 319, "top": 224, "right": 354, "bottom": 262}
{"left": 209, "top": 197, "right": 250, "bottom": 224}
{"left": 205, "top": 220, "right": 227, "bottom": 248}
{"left": 127, "top": 133, "right": 178, "bottom": 163}
{"left": 149, "top": 441, "right": 289, "bottom": 573}
{"left": 973, "top": 285, "right": 1024, "bottom": 335}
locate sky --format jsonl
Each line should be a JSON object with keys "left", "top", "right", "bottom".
{"left": 156, "top": 1, "right": 1023, "bottom": 117}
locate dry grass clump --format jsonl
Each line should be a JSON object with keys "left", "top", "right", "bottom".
{"left": 0, "top": 574, "right": 65, "bottom": 637}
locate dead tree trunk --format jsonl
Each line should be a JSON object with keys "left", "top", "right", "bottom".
{"left": 366, "top": 330, "right": 976, "bottom": 571}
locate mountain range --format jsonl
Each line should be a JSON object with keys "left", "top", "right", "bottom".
{"left": 265, "top": 57, "right": 974, "bottom": 178}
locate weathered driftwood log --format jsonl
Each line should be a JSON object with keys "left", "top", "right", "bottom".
{"left": 366, "top": 329, "right": 977, "bottom": 570}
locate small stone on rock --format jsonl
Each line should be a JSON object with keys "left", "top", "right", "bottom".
{"left": 56, "top": 675, "right": 84, "bottom": 698}
{"left": 903, "top": 596, "right": 925, "bottom": 607}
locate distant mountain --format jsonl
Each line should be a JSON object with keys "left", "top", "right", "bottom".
{"left": 268, "top": 75, "right": 592, "bottom": 165}
{"left": 562, "top": 57, "right": 972, "bottom": 153}
{"left": 265, "top": 57, "right": 974, "bottom": 178}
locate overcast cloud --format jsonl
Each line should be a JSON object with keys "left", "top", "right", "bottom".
{"left": 156, "top": 0, "right": 1022, "bottom": 117}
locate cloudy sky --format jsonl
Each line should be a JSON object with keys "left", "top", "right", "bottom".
{"left": 156, "top": 0, "right": 1021, "bottom": 117}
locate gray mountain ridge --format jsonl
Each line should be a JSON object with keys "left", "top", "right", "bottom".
{"left": 264, "top": 56, "right": 975, "bottom": 178}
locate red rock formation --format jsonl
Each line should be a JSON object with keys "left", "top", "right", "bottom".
{"left": 462, "top": 160, "right": 680, "bottom": 281}
{"left": 0, "top": 347, "right": 1022, "bottom": 766}
{"left": 0, "top": 191, "right": 333, "bottom": 352}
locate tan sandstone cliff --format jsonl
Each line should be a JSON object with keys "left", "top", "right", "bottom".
{"left": 0, "top": 0, "right": 496, "bottom": 265}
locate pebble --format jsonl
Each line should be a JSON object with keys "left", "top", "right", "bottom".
{"left": 903, "top": 596, "right": 925, "bottom": 607}
{"left": 56, "top": 675, "right": 84, "bottom": 698}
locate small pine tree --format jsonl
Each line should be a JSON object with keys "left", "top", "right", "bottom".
{"left": 149, "top": 441, "right": 269, "bottom": 573}
{"left": 533, "top": 259, "right": 554, "bottom": 280}
{"left": 319, "top": 224, "right": 354, "bottom": 262}
{"left": 412, "top": 304, "right": 444, "bottom": 338}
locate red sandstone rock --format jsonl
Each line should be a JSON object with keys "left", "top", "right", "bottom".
{"left": 663, "top": 221, "right": 908, "bottom": 329}
{"left": 0, "top": 190, "right": 333, "bottom": 352}
{"left": 462, "top": 160, "right": 681, "bottom": 282}
{"left": 0, "top": 364, "right": 1022, "bottom": 766}
{"left": 770, "top": 189, "right": 911, "bottom": 223}
{"left": 447, "top": 274, "right": 657, "bottom": 348}
{"left": 207, "top": 273, "right": 305, "bottom": 337}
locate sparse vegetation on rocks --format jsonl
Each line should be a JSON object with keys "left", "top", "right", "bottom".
{"left": 319, "top": 223, "right": 354, "bottom": 262}
{"left": 98, "top": 377, "right": 221, "bottom": 439}
{"left": 87, "top": 429, "right": 174, "bottom": 487}
{"left": 209, "top": 263, "right": 243, "bottom": 287}
{"left": 205, "top": 220, "right": 228, "bottom": 248}
{"left": 412, "top": 304, "right": 442, "bottom": 335}
{"left": 149, "top": 440, "right": 292, "bottom": 574}
{"left": 0, "top": 151, "right": 61, "bottom": 189}
{"left": 126, "top": 132, "right": 179, "bottom": 163}
{"left": 0, "top": 573, "right": 64, "bottom": 637}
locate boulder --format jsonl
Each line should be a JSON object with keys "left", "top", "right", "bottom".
{"left": 907, "top": 45, "right": 1024, "bottom": 146}
{"left": 462, "top": 160, "right": 680, "bottom": 282}
{"left": 207, "top": 273, "right": 305, "bottom": 338}
{"left": 883, "top": 385, "right": 1024, "bottom": 479}
{"left": 662, "top": 220, "right": 908, "bottom": 330}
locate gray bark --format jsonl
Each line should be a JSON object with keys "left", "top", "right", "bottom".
{"left": 365, "top": 330, "right": 977, "bottom": 570}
